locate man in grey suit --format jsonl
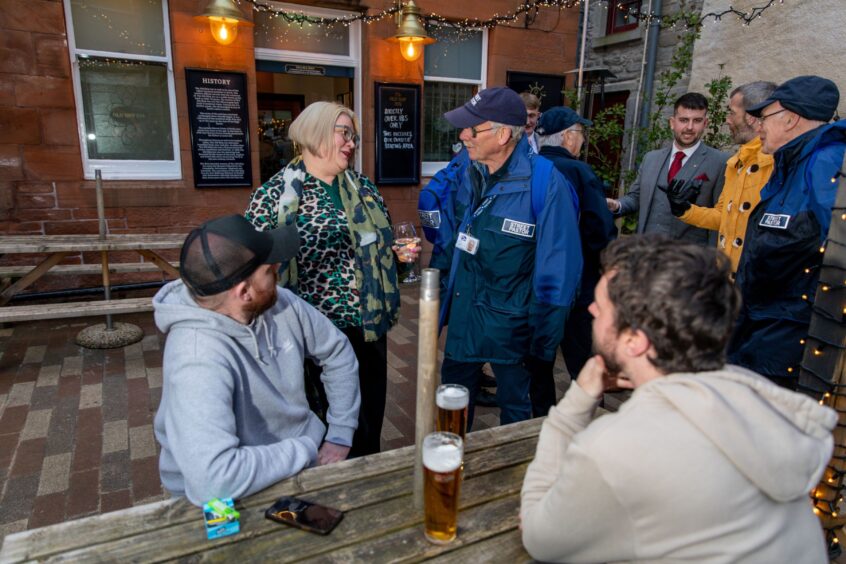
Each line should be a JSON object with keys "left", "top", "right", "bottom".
{"left": 607, "top": 93, "right": 729, "bottom": 245}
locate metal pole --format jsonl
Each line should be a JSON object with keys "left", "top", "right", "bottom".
{"left": 576, "top": 0, "right": 591, "bottom": 106}
{"left": 95, "top": 169, "right": 113, "bottom": 330}
{"left": 413, "top": 268, "right": 439, "bottom": 510}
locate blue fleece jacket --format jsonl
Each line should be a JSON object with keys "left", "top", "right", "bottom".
{"left": 152, "top": 280, "right": 360, "bottom": 506}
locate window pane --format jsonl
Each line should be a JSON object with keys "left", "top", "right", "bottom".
{"left": 70, "top": 0, "right": 165, "bottom": 57}
{"left": 79, "top": 57, "right": 174, "bottom": 160}
{"left": 424, "top": 30, "right": 482, "bottom": 81}
{"left": 254, "top": 11, "right": 350, "bottom": 55}
{"left": 423, "top": 81, "right": 476, "bottom": 162}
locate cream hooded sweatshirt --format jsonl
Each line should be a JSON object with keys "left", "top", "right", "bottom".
{"left": 521, "top": 366, "right": 836, "bottom": 563}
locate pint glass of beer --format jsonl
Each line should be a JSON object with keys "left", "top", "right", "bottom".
{"left": 436, "top": 384, "right": 469, "bottom": 440}
{"left": 422, "top": 432, "right": 463, "bottom": 544}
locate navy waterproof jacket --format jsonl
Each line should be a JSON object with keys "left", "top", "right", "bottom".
{"left": 729, "top": 120, "right": 846, "bottom": 379}
{"left": 441, "top": 136, "right": 583, "bottom": 364}
{"left": 538, "top": 146, "right": 617, "bottom": 307}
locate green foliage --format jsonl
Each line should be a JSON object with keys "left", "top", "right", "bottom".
{"left": 586, "top": 103, "right": 627, "bottom": 187}
{"left": 703, "top": 68, "right": 733, "bottom": 149}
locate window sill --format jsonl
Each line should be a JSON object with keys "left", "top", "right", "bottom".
{"left": 593, "top": 27, "right": 643, "bottom": 48}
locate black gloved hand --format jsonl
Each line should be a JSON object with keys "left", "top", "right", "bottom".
{"left": 663, "top": 178, "right": 703, "bottom": 217}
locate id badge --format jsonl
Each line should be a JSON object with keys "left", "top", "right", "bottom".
{"left": 456, "top": 232, "right": 480, "bottom": 255}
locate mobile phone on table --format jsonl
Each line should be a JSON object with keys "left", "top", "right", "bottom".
{"left": 264, "top": 496, "right": 344, "bottom": 535}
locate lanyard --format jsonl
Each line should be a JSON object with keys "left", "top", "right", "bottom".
{"left": 463, "top": 195, "right": 495, "bottom": 236}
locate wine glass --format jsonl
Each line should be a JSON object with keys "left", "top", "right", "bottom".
{"left": 393, "top": 222, "right": 421, "bottom": 284}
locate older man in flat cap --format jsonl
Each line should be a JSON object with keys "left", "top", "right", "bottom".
{"left": 728, "top": 75, "right": 846, "bottom": 389}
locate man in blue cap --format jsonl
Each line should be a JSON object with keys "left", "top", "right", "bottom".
{"left": 728, "top": 75, "right": 846, "bottom": 389}
{"left": 436, "top": 87, "right": 583, "bottom": 428}
{"left": 535, "top": 107, "right": 617, "bottom": 392}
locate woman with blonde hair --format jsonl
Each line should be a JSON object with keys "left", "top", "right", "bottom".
{"left": 246, "top": 101, "right": 404, "bottom": 458}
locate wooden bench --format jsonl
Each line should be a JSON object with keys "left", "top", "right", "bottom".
{"left": 0, "top": 261, "right": 178, "bottom": 278}
{"left": 0, "top": 296, "right": 153, "bottom": 324}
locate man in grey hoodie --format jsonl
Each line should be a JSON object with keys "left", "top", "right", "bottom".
{"left": 521, "top": 235, "right": 836, "bottom": 563}
{"left": 153, "top": 215, "right": 360, "bottom": 507}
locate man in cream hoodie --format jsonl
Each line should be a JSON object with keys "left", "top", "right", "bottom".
{"left": 521, "top": 235, "right": 836, "bottom": 563}
{"left": 153, "top": 215, "right": 360, "bottom": 507}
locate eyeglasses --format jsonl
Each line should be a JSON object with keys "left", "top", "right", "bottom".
{"left": 334, "top": 125, "right": 360, "bottom": 147}
{"left": 469, "top": 125, "right": 499, "bottom": 138}
{"left": 568, "top": 128, "right": 586, "bottom": 136}
{"left": 757, "top": 108, "right": 788, "bottom": 124}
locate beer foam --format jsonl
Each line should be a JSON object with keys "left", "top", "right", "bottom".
{"left": 436, "top": 386, "right": 469, "bottom": 410}
{"left": 423, "top": 443, "right": 462, "bottom": 473}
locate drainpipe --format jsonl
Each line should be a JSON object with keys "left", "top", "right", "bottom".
{"left": 576, "top": 0, "right": 591, "bottom": 106}
{"left": 638, "top": 0, "right": 663, "bottom": 130}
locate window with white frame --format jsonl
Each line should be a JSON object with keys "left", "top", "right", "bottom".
{"left": 422, "top": 28, "right": 486, "bottom": 176}
{"left": 65, "top": 0, "right": 181, "bottom": 179}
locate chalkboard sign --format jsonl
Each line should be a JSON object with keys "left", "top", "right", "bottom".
{"left": 375, "top": 83, "right": 421, "bottom": 185}
{"left": 186, "top": 69, "right": 252, "bottom": 188}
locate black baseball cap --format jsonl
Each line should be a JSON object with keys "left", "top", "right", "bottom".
{"left": 746, "top": 75, "right": 840, "bottom": 121}
{"left": 443, "top": 87, "right": 527, "bottom": 128}
{"left": 180, "top": 215, "right": 299, "bottom": 297}
{"left": 536, "top": 107, "right": 593, "bottom": 136}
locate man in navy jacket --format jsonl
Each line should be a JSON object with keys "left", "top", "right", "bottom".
{"left": 729, "top": 75, "right": 846, "bottom": 389}
{"left": 438, "top": 87, "right": 583, "bottom": 427}
{"left": 536, "top": 107, "right": 617, "bottom": 388}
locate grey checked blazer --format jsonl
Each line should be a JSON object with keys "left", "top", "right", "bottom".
{"left": 618, "top": 143, "right": 729, "bottom": 245}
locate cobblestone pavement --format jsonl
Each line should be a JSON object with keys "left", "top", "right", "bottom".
{"left": 0, "top": 285, "right": 572, "bottom": 547}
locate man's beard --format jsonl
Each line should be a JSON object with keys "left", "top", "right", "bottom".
{"left": 592, "top": 334, "right": 624, "bottom": 376}
{"left": 248, "top": 280, "right": 278, "bottom": 319}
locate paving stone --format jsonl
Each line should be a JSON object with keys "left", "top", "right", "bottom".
{"left": 0, "top": 433, "right": 19, "bottom": 470}
{"left": 387, "top": 366, "right": 407, "bottom": 384}
{"left": 28, "top": 492, "right": 66, "bottom": 529}
{"left": 9, "top": 438, "right": 46, "bottom": 478}
{"left": 123, "top": 342, "right": 144, "bottom": 360}
{"left": 386, "top": 350, "right": 408, "bottom": 369}
{"left": 101, "top": 489, "right": 132, "bottom": 514}
{"left": 125, "top": 358, "right": 147, "bottom": 380}
{"left": 44, "top": 396, "right": 78, "bottom": 456}
{"left": 28, "top": 385, "right": 57, "bottom": 411}
{"left": 79, "top": 383, "right": 102, "bottom": 409}
{"left": 35, "top": 364, "right": 61, "bottom": 388}
{"left": 130, "top": 456, "right": 162, "bottom": 502}
{"left": 102, "top": 420, "right": 128, "bottom": 455}
{"left": 6, "top": 382, "right": 35, "bottom": 407}
{"left": 0, "top": 519, "right": 28, "bottom": 541}
{"left": 20, "top": 409, "right": 51, "bottom": 441}
{"left": 65, "top": 468, "right": 100, "bottom": 519}
{"left": 0, "top": 406, "right": 28, "bottom": 435}
{"left": 101, "top": 374, "right": 128, "bottom": 423}
{"left": 141, "top": 334, "right": 160, "bottom": 352}
{"left": 37, "top": 452, "right": 72, "bottom": 496}
{"left": 101, "top": 450, "right": 131, "bottom": 494}
{"left": 146, "top": 367, "right": 162, "bottom": 389}
{"left": 22, "top": 345, "right": 47, "bottom": 365}
{"left": 72, "top": 409, "right": 103, "bottom": 472}
{"left": 0, "top": 328, "right": 13, "bottom": 337}
{"left": 129, "top": 425, "right": 157, "bottom": 461}
{"left": 0, "top": 474, "right": 39, "bottom": 524}
{"left": 60, "top": 356, "right": 82, "bottom": 377}
{"left": 380, "top": 416, "right": 403, "bottom": 442}
{"left": 127, "top": 378, "right": 151, "bottom": 428}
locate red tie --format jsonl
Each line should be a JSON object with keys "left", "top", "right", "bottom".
{"left": 668, "top": 151, "right": 685, "bottom": 182}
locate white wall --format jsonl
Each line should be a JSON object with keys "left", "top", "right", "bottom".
{"left": 688, "top": 0, "right": 846, "bottom": 117}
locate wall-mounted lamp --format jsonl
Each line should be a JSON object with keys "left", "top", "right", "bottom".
{"left": 387, "top": 1, "right": 435, "bottom": 62}
{"left": 195, "top": 0, "right": 253, "bottom": 46}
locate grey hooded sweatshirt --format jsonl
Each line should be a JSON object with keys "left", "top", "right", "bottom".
{"left": 521, "top": 365, "right": 836, "bottom": 563}
{"left": 153, "top": 280, "right": 360, "bottom": 507}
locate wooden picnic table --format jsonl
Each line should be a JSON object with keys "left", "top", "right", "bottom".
{"left": 0, "top": 234, "right": 185, "bottom": 320}
{"left": 0, "top": 418, "right": 543, "bottom": 562}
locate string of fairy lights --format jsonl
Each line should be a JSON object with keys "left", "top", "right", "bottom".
{"left": 800, "top": 164, "right": 846, "bottom": 552}
{"left": 239, "top": 0, "right": 786, "bottom": 31}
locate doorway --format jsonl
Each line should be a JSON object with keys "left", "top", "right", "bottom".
{"left": 256, "top": 65, "right": 354, "bottom": 183}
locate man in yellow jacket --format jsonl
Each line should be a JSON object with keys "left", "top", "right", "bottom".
{"left": 668, "top": 81, "right": 776, "bottom": 273}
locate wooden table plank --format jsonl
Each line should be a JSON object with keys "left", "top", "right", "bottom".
{"left": 0, "top": 234, "right": 186, "bottom": 253}
{"left": 427, "top": 529, "right": 529, "bottom": 563}
{"left": 135, "top": 250, "right": 180, "bottom": 278}
{"left": 0, "top": 297, "right": 153, "bottom": 323}
{"left": 0, "top": 419, "right": 544, "bottom": 563}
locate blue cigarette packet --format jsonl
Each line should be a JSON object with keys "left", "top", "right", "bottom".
{"left": 203, "top": 497, "right": 240, "bottom": 539}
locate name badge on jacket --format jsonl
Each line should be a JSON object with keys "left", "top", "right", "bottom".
{"left": 501, "top": 219, "right": 535, "bottom": 238}
{"left": 456, "top": 232, "right": 480, "bottom": 255}
{"left": 759, "top": 213, "right": 791, "bottom": 230}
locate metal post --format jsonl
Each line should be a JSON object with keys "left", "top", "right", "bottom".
{"left": 413, "top": 268, "right": 439, "bottom": 510}
{"left": 576, "top": 0, "right": 591, "bottom": 106}
{"left": 95, "top": 169, "right": 113, "bottom": 330}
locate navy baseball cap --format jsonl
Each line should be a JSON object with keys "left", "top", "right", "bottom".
{"left": 746, "top": 75, "right": 840, "bottom": 121}
{"left": 443, "top": 87, "right": 527, "bottom": 128}
{"left": 180, "top": 215, "right": 299, "bottom": 296}
{"left": 536, "top": 107, "right": 593, "bottom": 136}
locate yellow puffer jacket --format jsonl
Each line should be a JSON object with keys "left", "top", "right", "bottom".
{"left": 679, "top": 137, "right": 773, "bottom": 273}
